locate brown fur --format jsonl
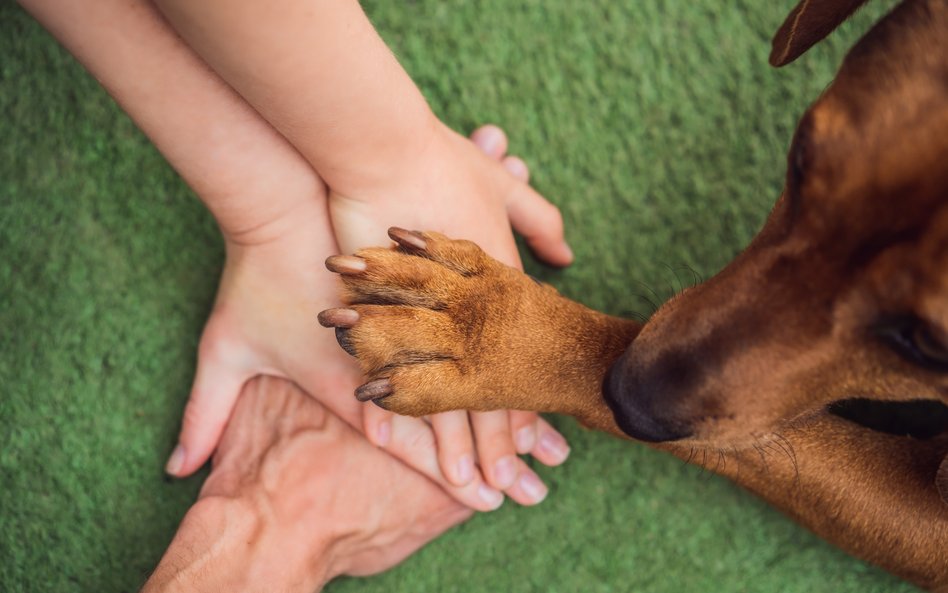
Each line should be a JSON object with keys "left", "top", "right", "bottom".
{"left": 321, "top": 0, "right": 948, "bottom": 590}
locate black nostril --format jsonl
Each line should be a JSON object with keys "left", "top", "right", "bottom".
{"left": 603, "top": 360, "right": 692, "bottom": 443}
{"left": 612, "top": 402, "right": 691, "bottom": 442}
{"left": 603, "top": 362, "right": 628, "bottom": 420}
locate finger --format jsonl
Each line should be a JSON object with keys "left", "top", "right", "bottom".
{"left": 470, "top": 410, "right": 520, "bottom": 490}
{"left": 531, "top": 417, "right": 571, "bottom": 467}
{"left": 502, "top": 459, "right": 549, "bottom": 506}
{"left": 430, "top": 411, "right": 477, "bottom": 486}
{"left": 362, "top": 401, "right": 394, "bottom": 447}
{"left": 469, "top": 124, "right": 508, "bottom": 160}
{"left": 385, "top": 414, "right": 505, "bottom": 512}
{"left": 508, "top": 410, "right": 538, "bottom": 455}
{"left": 505, "top": 177, "right": 574, "bottom": 268}
{"left": 167, "top": 355, "right": 249, "bottom": 477}
{"left": 502, "top": 155, "right": 530, "bottom": 183}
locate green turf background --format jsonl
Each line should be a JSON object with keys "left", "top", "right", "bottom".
{"left": 0, "top": 0, "right": 917, "bottom": 591}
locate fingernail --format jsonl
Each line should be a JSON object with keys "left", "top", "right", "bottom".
{"left": 493, "top": 455, "right": 518, "bottom": 489}
{"left": 473, "top": 126, "right": 502, "bottom": 155}
{"left": 376, "top": 421, "right": 391, "bottom": 447}
{"left": 562, "top": 243, "right": 574, "bottom": 263}
{"left": 519, "top": 471, "right": 548, "bottom": 504}
{"left": 478, "top": 483, "right": 504, "bottom": 510}
{"left": 539, "top": 432, "right": 571, "bottom": 464}
{"left": 503, "top": 156, "right": 529, "bottom": 181}
{"left": 165, "top": 444, "right": 185, "bottom": 476}
{"left": 456, "top": 454, "right": 474, "bottom": 484}
{"left": 482, "top": 133, "right": 500, "bottom": 155}
{"left": 515, "top": 425, "right": 536, "bottom": 454}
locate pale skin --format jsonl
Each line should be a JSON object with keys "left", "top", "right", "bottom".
{"left": 147, "top": 0, "right": 575, "bottom": 493}
{"left": 20, "top": 0, "right": 574, "bottom": 514}
{"left": 18, "top": 0, "right": 578, "bottom": 584}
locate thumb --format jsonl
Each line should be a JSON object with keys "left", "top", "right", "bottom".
{"left": 165, "top": 351, "right": 250, "bottom": 477}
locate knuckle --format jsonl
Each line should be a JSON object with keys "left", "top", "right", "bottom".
{"left": 180, "top": 399, "right": 210, "bottom": 436}
{"left": 197, "top": 321, "right": 236, "bottom": 362}
{"left": 435, "top": 430, "right": 472, "bottom": 457}
{"left": 403, "top": 425, "right": 436, "bottom": 453}
{"left": 509, "top": 411, "right": 538, "bottom": 430}
{"left": 476, "top": 426, "right": 515, "bottom": 454}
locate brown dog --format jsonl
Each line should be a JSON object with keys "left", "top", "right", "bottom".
{"left": 319, "top": 0, "right": 948, "bottom": 589}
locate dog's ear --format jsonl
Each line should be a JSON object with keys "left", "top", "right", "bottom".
{"left": 770, "top": 0, "right": 871, "bottom": 66}
{"left": 938, "top": 455, "right": 948, "bottom": 506}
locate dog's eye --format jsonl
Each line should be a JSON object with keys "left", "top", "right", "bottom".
{"left": 913, "top": 324, "right": 948, "bottom": 365}
{"left": 784, "top": 128, "right": 810, "bottom": 223}
{"left": 877, "top": 317, "right": 948, "bottom": 371}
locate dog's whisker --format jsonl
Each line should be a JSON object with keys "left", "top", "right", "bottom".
{"left": 752, "top": 434, "right": 771, "bottom": 476}
{"left": 658, "top": 261, "right": 683, "bottom": 297}
{"left": 626, "top": 310, "right": 649, "bottom": 324}
{"left": 730, "top": 446, "right": 741, "bottom": 479}
{"left": 683, "top": 447, "right": 697, "bottom": 466}
{"left": 677, "top": 264, "right": 702, "bottom": 289}
{"left": 774, "top": 433, "right": 800, "bottom": 482}
{"left": 715, "top": 449, "right": 726, "bottom": 474}
{"left": 631, "top": 280, "right": 664, "bottom": 314}
{"left": 753, "top": 445, "right": 769, "bottom": 475}
{"left": 631, "top": 292, "right": 660, "bottom": 315}
{"left": 699, "top": 449, "right": 716, "bottom": 479}
{"left": 771, "top": 438, "right": 793, "bottom": 467}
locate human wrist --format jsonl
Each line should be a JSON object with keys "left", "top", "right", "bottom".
{"left": 143, "top": 495, "right": 336, "bottom": 593}
{"left": 142, "top": 497, "right": 260, "bottom": 593}
{"left": 317, "top": 107, "right": 441, "bottom": 197}
{"left": 208, "top": 178, "right": 328, "bottom": 249}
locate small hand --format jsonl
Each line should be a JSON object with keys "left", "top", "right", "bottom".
{"left": 328, "top": 124, "right": 573, "bottom": 493}
{"left": 165, "top": 196, "right": 554, "bottom": 510}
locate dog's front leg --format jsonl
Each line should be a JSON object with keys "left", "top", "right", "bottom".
{"left": 319, "top": 228, "right": 640, "bottom": 436}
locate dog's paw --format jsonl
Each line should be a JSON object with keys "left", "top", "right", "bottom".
{"left": 319, "top": 228, "right": 551, "bottom": 416}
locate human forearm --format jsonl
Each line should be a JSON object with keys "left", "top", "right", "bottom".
{"left": 151, "top": 0, "right": 437, "bottom": 195}
{"left": 20, "top": 0, "right": 325, "bottom": 244}
{"left": 142, "top": 497, "right": 333, "bottom": 593}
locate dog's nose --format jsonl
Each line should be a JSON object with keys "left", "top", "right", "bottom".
{"left": 603, "top": 359, "right": 692, "bottom": 442}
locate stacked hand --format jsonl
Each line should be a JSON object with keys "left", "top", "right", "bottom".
{"left": 168, "top": 124, "right": 574, "bottom": 511}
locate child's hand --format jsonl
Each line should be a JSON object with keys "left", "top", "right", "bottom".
{"left": 167, "top": 198, "right": 556, "bottom": 510}
{"left": 328, "top": 124, "right": 573, "bottom": 492}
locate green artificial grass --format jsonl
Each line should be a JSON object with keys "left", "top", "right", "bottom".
{"left": 0, "top": 0, "right": 916, "bottom": 591}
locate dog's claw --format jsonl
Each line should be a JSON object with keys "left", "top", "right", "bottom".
{"left": 317, "top": 308, "right": 359, "bottom": 328}
{"left": 335, "top": 327, "right": 358, "bottom": 356}
{"left": 388, "top": 227, "right": 427, "bottom": 251}
{"left": 325, "top": 255, "right": 367, "bottom": 274}
{"left": 355, "top": 378, "right": 393, "bottom": 402}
